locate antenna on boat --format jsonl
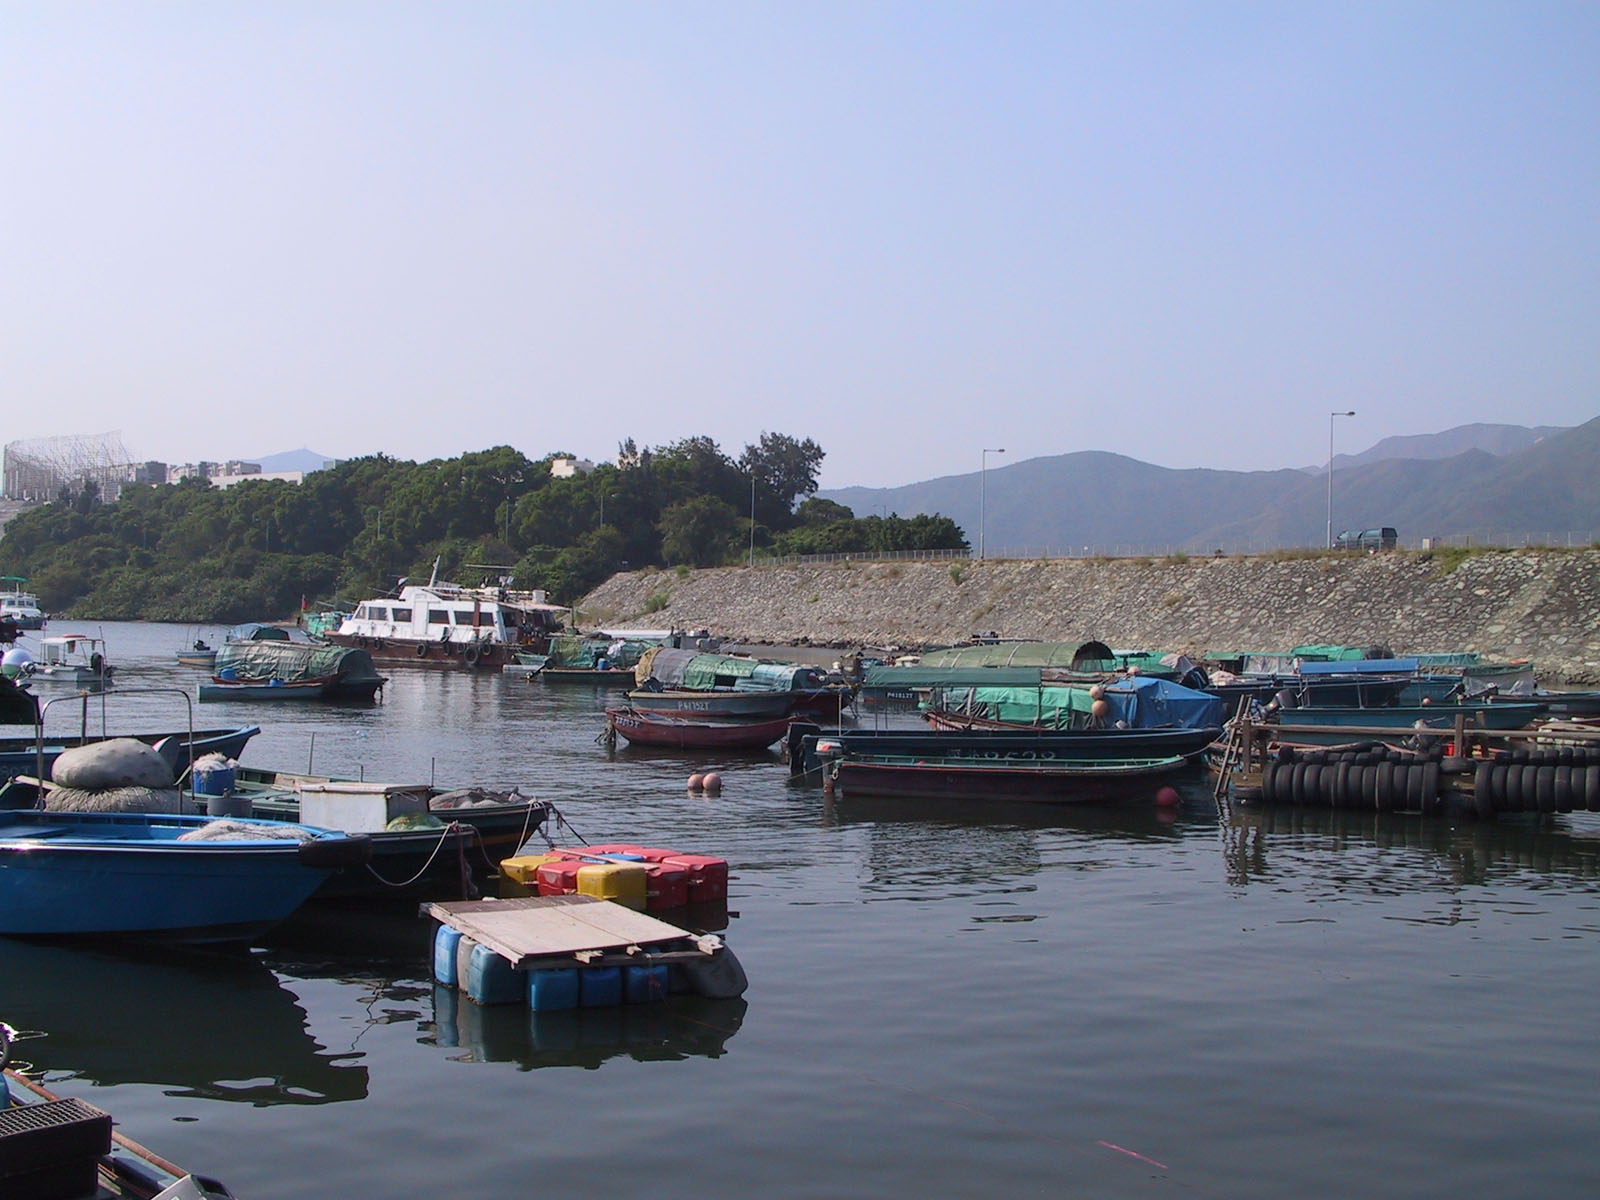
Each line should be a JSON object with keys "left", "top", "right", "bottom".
{"left": 427, "top": 556, "right": 441, "bottom": 587}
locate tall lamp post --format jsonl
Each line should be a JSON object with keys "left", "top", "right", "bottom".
{"left": 980, "top": 447, "right": 1005, "bottom": 559}
{"left": 1327, "top": 410, "right": 1355, "bottom": 549}
{"left": 599, "top": 491, "right": 616, "bottom": 528}
{"left": 749, "top": 473, "right": 757, "bottom": 567}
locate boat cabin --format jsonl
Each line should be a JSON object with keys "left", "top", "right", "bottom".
{"left": 32, "top": 635, "right": 113, "bottom": 682}
{"left": 0, "top": 577, "right": 46, "bottom": 628}
{"left": 338, "top": 582, "right": 568, "bottom": 646}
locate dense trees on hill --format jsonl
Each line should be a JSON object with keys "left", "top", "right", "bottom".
{"left": 0, "top": 435, "right": 968, "bottom": 622}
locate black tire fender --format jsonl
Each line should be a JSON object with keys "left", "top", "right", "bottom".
{"left": 297, "top": 834, "right": 373, "bottom": 870}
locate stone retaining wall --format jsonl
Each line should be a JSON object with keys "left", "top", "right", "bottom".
{"left": 579, "top": 549, "right": 1600, "bottom": 684}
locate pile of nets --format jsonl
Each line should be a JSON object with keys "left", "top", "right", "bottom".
{"left": 46, "top": 738, "right": 181, "bottom": 813}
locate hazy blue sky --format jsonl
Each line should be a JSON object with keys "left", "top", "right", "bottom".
{"left": 4, "top": 2, "right": 1596, "bottom": 488}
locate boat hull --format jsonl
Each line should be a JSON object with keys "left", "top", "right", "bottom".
{"left": 790, "top": 725, "right": 1222, "bottom": 776}
{"left": 238, "top": 780, "right": 549, "bottom": 900}
{"left": 833, "top": 755, "right": 1189, "bottom": 803}
{"left": 607, "top": 708, "right": 793, "bottom": 750}
{"left": 0, "top": 809, "right": 354, "bottom": 940}
{"left": 324, "top": 632, "right": 530, "bottom": 671}
{"left": 626, "top": 690, "right": 797, "bottom": 719}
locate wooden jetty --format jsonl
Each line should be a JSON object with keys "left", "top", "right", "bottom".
{"left": 1211, "top": 705, "right": 1600, "bottom": 817}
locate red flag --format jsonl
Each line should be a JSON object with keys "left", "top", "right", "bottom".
{"left": 301, "top": 595, "right": 307, "bottom": 610}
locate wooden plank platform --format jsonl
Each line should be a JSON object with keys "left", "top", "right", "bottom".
{"left": 422, "top": 894, "right": 712, "bottom": 971}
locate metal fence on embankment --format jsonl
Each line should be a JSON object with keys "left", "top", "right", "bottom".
{"left": 764, "top": 532, "right": 1599, "bottom": 566}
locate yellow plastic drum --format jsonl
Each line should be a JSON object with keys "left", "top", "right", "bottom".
{"left": 576, "top": 861, "right": 648, "bottom": 911}
{"left": 498, "top": 853, "right": 565, "bottom": 897}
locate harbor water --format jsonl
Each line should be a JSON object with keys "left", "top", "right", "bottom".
{"left": 5, "top": 621, "right": 1600, "bottom": 1198}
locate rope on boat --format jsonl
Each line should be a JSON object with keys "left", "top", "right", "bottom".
{"left": 362, "top": 821, "right": 476, "bottom": 890}
{"left": 541, "top": 800, "right": 590, "bottom": 848}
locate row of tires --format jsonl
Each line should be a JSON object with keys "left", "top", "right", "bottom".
{"left": 1471, "top": 761, "right": 1600, "bottom": 816}
{"left": 1260, "top": 758, "right": 1443, "bottom": 813}
{"left": 1487, "top": 747, "right": 1600, "bottom": 768}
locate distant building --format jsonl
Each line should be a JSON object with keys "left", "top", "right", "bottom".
{"left": 168, "top": 461, "right": 219, "bottom": 483}
{"left": 211, "top": 470, "right": 307, "bottom": 489}
{"left": 550, "top": 457, "right": 595, "bottom": 478}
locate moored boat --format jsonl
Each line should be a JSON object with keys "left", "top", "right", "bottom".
{"left": 214, "top": 767, "right": 551, "bottom": 900}
{"left": 23, "top": 635, "right": 113, "bottom": 688}
{"left": 830, "top": 753, "right": 1190, "bottom": 803}
{"left": 788, "top": 723, "right": 1222, "bottom": 777}
{"left": 0, "top": 578, "right": 45, "bottom": 631}
{"left": 326, "top": 565, "right": 568, "bottom": 672}
{"left": 606, "top": 707, "right": 794, "bottom": 750}
{"left": 626, "top": 689, "right": 797, "bottom": 719}
{"left": 2, "top": 1028, "right": 234, "bottom": 1198}
{"left": 199, "top": 676, "right": 343, "bottom": 702}
{"left": 0, "top": 802, "right": 370, "bottom": 940}
{"left": 206, "top": 641, "right": 386, "bottom": 702}
{"left": 0, "top": 726, "right": 261, "bottom": 789}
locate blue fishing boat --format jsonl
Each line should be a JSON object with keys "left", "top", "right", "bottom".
{"left": 0, "top": 804, "right": 370, "bottom": 941}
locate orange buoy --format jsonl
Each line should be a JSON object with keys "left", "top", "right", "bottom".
{"left": 1156, "top": 786, "right": 1180, "bottom": 808}
{"left": 1091, "top": 699, "right": 1111, "bottom": 719}
{"left": 1127, "top": 665, "right": 1141, "bottom": 676}
{"left": 702, "top": 772, "right": 722, "bottom": 793}
{"left": 688, "top": 773, "right": 705, "bottom": 792}
{"left": 1088, "top": 684, "right": 1106, "bottom": 701}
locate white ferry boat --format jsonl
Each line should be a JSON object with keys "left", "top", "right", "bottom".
{"left": 327, "top": 566, "right": 569, "bottom": 671}
{"left": 0, "top": 577, "right": 46, "bottom": 630}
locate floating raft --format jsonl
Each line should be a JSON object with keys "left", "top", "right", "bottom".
{"left": 425, "top": 895, "right": 747, "bottom": 1009}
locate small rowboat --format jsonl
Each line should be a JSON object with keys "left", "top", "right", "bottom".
{"left": 607, "top": 707, "right": 794, "bottom": 750}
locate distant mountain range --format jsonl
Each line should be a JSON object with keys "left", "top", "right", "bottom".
{"left": 819, "top": 419, "right": 1600, "bottom": 553}
{"left": 237, "top": 448, "right": 338, "bottom": 474}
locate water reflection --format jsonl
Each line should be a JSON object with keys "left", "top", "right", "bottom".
{"left": 429, "top": 988, "right": 747, "bottom": 1070}
{"left": 1223, "top": 806, "right": 1600, "bottom": 889}
{"left": 0, "top": 941, "right": 369, "bottom": 1104}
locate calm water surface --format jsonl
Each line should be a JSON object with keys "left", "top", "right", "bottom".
{"left": 5, "top": 621, "right": 1600, "bottom": 1198}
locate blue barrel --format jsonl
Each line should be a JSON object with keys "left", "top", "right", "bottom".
{"left": 192, "top": 763, "right": 237, "bottom": 797}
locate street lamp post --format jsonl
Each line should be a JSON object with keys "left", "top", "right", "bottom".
{"left": 749, "top": 473, "right": 757, "bottom": 567}
{"left": 1327, "top": 411, "right": 1356, "bottom": 549}
{"left": 599, "top": 491, "right": 616, "bottom": 529}
{"left": 980, "top": 448, "right": 1006, "bottom": 559}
